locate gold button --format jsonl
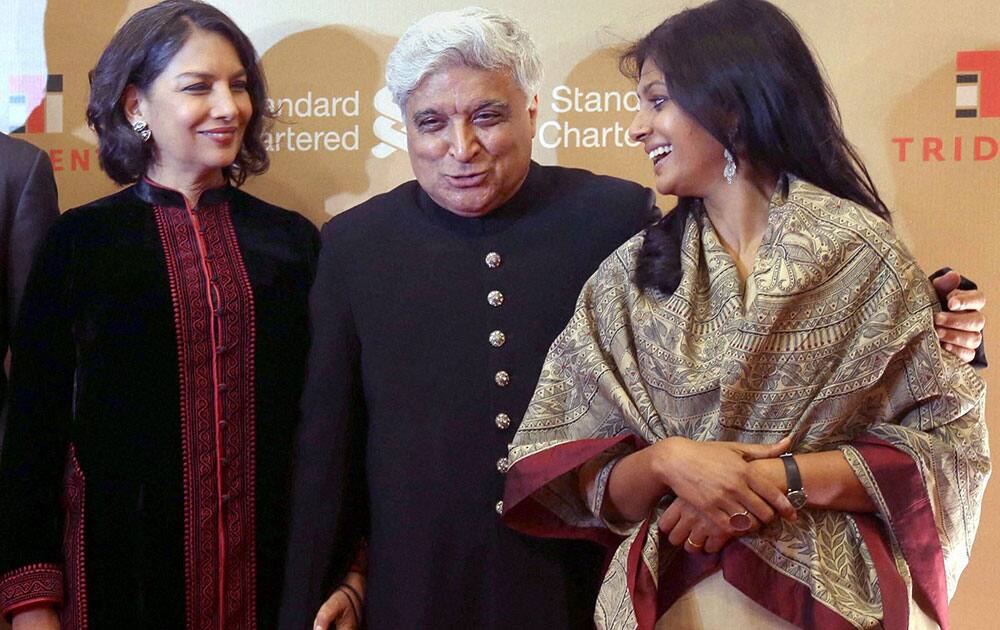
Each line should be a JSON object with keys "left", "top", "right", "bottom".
{"left": 495, "top": 413, "right": 511, "bottom": 429}
{"left": 485, "top": 252, "right": 502, "bottom": 268}
{"left": 495, "top": 500, "right": 504, "bottom": 515}
{"left": 497, "top": 457, "right": 510, "bottom": 473}
{"left": 487, "top": 290, "right": 504, "bottom": 307}
{"left": 489, "top": 330, "right": 506, "bottom": 348}
{"left": 494, "top": 371, "right": 510, "bottom": 387}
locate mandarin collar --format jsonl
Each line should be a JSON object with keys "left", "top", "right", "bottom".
{"left": 415, "top": 161, "right": 544, "bottom": 237}
{"left": 134, "top": 177, "right": 234, "bottom": 209}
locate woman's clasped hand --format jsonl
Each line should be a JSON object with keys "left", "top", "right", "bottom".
{"left": 649, "top": 437, "right": 795, "bottom": 553}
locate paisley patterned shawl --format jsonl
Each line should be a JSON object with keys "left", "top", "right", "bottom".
{"left": 502, "top": 178, "right": 989, "bottom": 629}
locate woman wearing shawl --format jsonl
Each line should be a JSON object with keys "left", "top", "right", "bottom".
{"left": 501, "top": 1, "right": 989, "bottom": 628}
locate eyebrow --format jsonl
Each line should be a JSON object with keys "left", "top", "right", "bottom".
{"left": 175, "top": 70, "right": 248, "bottom": 81}
{"left": 410, "top": 99, "right": 510, "bottom": 123}
{"left": 473, "top": 99, "right": 509, "bottom": 113}
{"left": 410, "top": 108, "right": 438, "bottom": 122}
{"left": 638, "top": 80, "right": 668, "bottom": 94}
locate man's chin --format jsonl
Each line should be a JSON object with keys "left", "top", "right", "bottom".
{"left": 443, "top": 205, "right": 496, "bottom": 218}
{"left": 435, "top": 190, "right": 499, "bottom": 218}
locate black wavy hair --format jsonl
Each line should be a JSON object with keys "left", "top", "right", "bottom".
{"left": 621, "top": 0, "right": 889, "bottom": 295}
{"left": 86, "top": 0, "right": 273, "bottom": 186}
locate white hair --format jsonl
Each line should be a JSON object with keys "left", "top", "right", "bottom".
{"left": 385, "top": 6, "right": 543, "bottom": 112}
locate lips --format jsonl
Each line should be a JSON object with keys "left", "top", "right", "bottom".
{"left": 444, "top": 172, "right": 488, "bottom": 188}
{"left": 647, "top": 144, "right": 673, "bottom": 164}
{"left": 199, "top": 127, "right": 240, "bottom": 144}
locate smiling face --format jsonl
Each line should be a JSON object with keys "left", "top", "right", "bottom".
{"left": 125, "top": 27, "right": 252, "bottom": 188}
{"left": 404, "top": 65, "right": 538, "bottom": 217}
{"left": 628, "top": 60, "right": 728, "bottom": 199}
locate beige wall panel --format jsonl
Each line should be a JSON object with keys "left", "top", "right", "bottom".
{"left": 7, "top": 1, "right": 998, "bottom": 627}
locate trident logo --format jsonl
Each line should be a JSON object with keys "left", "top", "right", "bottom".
{"left": 372, "top": 86, "right": 407, "bottom": 158}
{"left": 955, "top": 51, "right": 1000, "bottom": 118}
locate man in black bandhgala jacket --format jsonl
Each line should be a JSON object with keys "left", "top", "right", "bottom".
{"left": 279, "top": 9, "right": 658, "bottom": 630}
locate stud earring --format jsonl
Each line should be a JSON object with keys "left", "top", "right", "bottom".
{"left": 723, "top": 148, "right": 736, "bottom": 184}
{"left": 132, "top": 120, "right": 152, "bottom": 143}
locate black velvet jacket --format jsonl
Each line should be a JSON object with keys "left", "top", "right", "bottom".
{"left": 0, "top": 180, "right": 318, "bottom": 628}
{"left": 280, "top": 163, "right": 659, "bottom": 630}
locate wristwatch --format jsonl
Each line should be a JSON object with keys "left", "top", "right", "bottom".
{"left": 780, "top": 453, "right": 808, "bottom": 510}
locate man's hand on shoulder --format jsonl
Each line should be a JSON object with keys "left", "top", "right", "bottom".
{"left": 932, "top": 270, "right": 986, "bottom": 364}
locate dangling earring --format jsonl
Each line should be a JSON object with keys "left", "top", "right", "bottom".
{"left": 132, "top": 120, "right": 152, "bottom": 143}
{"left": 723, "top": 148, "right": 736, "bottom": 184}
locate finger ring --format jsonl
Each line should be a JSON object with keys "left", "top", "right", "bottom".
{"left": 685, "top": 536, "right": 704, "bottom": 549}
{"left": 729, "top": 509, "right": 753, "bottom": 532}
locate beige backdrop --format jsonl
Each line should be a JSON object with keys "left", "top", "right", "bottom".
{"left": 7, "top": 1, "right": 1000, "bottom": 627}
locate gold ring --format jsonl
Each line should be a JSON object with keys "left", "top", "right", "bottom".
{"left": 685, "top": 536, "right": 704, "bottom": 549}
{"left": 729, "top": 509, "right": 753, "bottom": 532}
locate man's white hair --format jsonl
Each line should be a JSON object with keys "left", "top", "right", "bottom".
{"left": 385, "top": 6, "right": 543, "bottom": 112}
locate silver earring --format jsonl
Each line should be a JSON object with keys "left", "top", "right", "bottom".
{"left": 723, "top": 148, "right": 736, "bottom": 184}
{"left": 132, "top": 120, "right": 152, "bottom": 143}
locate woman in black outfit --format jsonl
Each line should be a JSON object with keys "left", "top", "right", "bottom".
{"left": 0, "top": 2, "right": 318, "bottom": 628}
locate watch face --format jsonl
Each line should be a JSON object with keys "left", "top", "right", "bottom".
{"left": 788, "top": 489, "right": 808, "bottom": 510}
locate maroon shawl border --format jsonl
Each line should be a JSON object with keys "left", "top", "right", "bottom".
{"left": 852, "top": 435, "right": 950, "bottom": 629}
{"left": 503, "top": 435, "right": 646, "bottom": 548}
{"left": 504, "top": 435, "right": 945, "bottom": 628}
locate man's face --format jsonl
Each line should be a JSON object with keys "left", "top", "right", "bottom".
{"left": 404, "top": 65, "right": 538, "bottom": 217}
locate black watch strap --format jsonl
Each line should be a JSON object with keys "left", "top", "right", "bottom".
{"left": 780, "top": 453, "right": 808, "bottom": 509}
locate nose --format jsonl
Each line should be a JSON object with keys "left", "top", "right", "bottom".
{"left": 212, "top": 85, "right": 239, "bottom": 120}
{"left": 448, "top": 121, "right": 480, "bottom": 162}
{"left": 627, "top": 110, "right": 650, "bottom": 145}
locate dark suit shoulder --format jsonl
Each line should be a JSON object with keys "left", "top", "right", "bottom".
{"left": 320, "top": 180, "right": 421, "bottom": 246}
{"left": 536, "top": 164, "right": 659, "bottom": 229}
{"left": 0, "top": 134, "right": 47, "bottom": 174}
{"left": 539, "top": 164, "right": 646, "bottom": 196}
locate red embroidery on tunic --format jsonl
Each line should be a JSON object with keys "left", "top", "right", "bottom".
{"left": 154, "top": 198, "right": 257, "bottom": 629}
{"left": 0, "top": 446, "right": 87, "bottom": 622}
{"left": 60, "top": 444, "right": 88, "bottom": 628}
{"left": 0, "top": 564, "right": 63, "bottom": 617}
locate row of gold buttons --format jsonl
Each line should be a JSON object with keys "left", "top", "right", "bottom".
{"left": 488, "top": 251, "right": 508, "bottom": 516}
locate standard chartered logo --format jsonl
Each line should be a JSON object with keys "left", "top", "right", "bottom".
{"left": 537, "top": 85, "right": 640, "bottom": 149}
{"left": 264, "top": 91, "right": 360, "bottom": 153}
{"left": 372, "top": 86, "right": 407, "bottom": 158}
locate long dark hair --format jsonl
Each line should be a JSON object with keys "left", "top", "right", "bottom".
{"left": 87, "top": 0, "right": 273, "bottom": 186}
{"left": 621, "top": 0, "right": 889, "bottom": 294}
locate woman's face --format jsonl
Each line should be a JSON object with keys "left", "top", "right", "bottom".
{"left": 127, "top": 27, "right": 252, "bottom": 186}
{"left": 628, "top": 61, "right": 728, "bottom": 198}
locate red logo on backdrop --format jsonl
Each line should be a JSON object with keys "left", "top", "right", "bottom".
{"left": 891, "top": 51, "right": 999, "bottom": 162}
{"left": 955, "top": 51, "right": 1000, "bottom": 118}
{"left": 9, "top": 74, "right": 63, "bottom": 133}
{"left": 9, "top": 72, "right": 94, "bottom": 172}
